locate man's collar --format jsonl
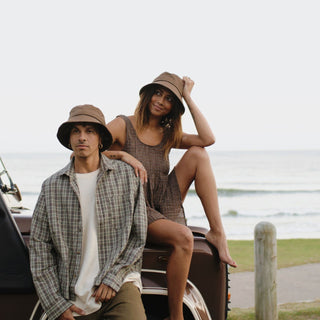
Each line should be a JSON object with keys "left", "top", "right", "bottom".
{"left": 59, "top": 154, "right": 116, "bottom": 178}
{"left": 100, "top": 154, "right": 116, "bottom": 172}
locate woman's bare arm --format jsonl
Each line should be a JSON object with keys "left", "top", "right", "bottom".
{"left": 179, "top": 77, "right": 215, "bottom": 149}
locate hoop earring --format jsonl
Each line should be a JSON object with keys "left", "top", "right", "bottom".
{"left": 160, "top": 116, "right": 173, "bottom": 129}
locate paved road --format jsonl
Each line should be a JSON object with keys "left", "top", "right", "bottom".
{"left": 229, "top": 263, "right": 320, "bottom": 308}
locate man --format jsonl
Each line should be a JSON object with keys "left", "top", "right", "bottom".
{"left": 30, "top": 105, "right": 147, "bottom": 320}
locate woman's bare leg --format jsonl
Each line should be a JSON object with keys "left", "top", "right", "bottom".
{"left": 174, "top": 146, "right": 237, "bottom": 268}
{"left": 148, "top": 219, "right": 194, "bottom": 320}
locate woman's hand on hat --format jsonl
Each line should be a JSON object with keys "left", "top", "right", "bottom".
{"left": 121, "top": 152, "right": 148, "bottom": 184}
{"left": 182, "top": 76, "right": 194, "bottom": 100}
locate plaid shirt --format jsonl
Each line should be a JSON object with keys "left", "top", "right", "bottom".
{"left": 29, "top": 155, "right": 147, "bottom": 320}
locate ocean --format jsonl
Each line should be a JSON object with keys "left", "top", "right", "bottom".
{"left": 1, "top": 150, "right": 320, "bottom": 240}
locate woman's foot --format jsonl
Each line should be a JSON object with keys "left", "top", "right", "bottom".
{"left": 205, "top": 229, "right": 237, "bottom": 268}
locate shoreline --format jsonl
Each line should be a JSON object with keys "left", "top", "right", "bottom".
{"left": 2, "top": 151, "right": 319, "bottom": 242}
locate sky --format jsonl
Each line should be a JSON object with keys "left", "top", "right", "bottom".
{"left": 1, "top": 0, "right": 319, "bottom": 153}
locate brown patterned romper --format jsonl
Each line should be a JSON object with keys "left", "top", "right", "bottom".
{"left": 119, "top": 115, "right": 186, "bottom": 226}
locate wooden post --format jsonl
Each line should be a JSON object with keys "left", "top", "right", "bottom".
{"left": 254, "top": 221, "right": 278, "bottom": 320}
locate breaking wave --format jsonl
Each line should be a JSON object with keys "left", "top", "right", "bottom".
{"left": 187, "top": 188, "right": 320, "bottom": 197}
{"left": 222, "top": 210, "right": 320, "bottom": 218}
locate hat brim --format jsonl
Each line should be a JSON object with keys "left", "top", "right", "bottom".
{"left": 57, "top": 120, "right": 113, "bottom": 152}
{"left": 139, "top": 83, "right": 185, "bottom": 114}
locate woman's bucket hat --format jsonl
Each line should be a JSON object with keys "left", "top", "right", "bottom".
{"left": 57, "top": 104, "right": 113, "bottom": 152}
{"left": 139, "top": 72, "right": 185, "bottom": 114}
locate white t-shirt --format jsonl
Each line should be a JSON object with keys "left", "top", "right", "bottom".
{"left": 71, "top": 169, "right": 141, "bottom": 316}
{"left": 71, "top": 169, "right": 101, "bottom": 315}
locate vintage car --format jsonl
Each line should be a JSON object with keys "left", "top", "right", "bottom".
{"left": 0, "top": 159, "right": 230, "bottom": 320}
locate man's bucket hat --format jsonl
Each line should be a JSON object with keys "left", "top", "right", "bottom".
{"left": 57, "top": 104, "right": 113, "bottom": 152}
{"left": 139, "top": 72, "right": 185, "bottom": 114}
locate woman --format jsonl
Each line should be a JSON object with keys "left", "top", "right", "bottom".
{"left": 104, "top": 72, "right": 236, "bottom": 320}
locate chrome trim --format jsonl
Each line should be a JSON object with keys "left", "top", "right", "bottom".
{"left": 29, "top": 300, "right": 47, "bottom": 320}
{"left": 141, "top": 269, "right": 212, "bottom": 320}
{"left": 142, "top": 268, "right": 166, "bottom": 274}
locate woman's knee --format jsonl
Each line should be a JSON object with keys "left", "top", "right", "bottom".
{"left": 185, "top": 146, "right": 209, "bottom": 163}
{"left": 173, "top": 225, "right": 194, "bottom": 254}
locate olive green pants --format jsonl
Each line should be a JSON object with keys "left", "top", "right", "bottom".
{"left": 75, "top": 283, "right": 146, "bottom": 320}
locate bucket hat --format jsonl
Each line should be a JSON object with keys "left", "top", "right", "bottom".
{"left": 57, "top": 104, "right": 113, "bottom": 152}
{"left": 139, "top": 72, "right": 185, "bottom": 114}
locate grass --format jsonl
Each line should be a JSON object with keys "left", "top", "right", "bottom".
{"left": 226, "top": 239, "right": 320, "bottom": 319}
{"left": 228, "top": 238, "right": 320, "bottom": 273}
{"left": 227, "top": 301, "right": 320, "bottom": 320}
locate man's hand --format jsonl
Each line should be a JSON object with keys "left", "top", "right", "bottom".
{"left": 58, "top": 305, "right": 86, "bottom": 320}
{"left": 92, "top": 283, "right": 116, "bottom": 302}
